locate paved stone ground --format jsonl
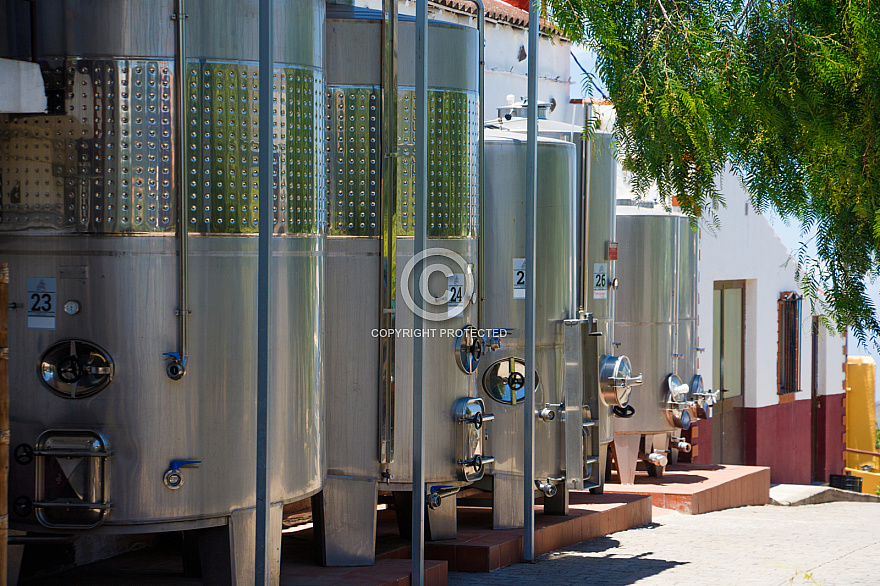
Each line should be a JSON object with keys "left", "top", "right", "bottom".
{"left": 448, "top": 502, "right": 880, "bottom": 586}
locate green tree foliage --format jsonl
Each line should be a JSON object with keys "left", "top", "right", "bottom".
{"left": 547, "top": 0, "right": 880, "bottom": 345}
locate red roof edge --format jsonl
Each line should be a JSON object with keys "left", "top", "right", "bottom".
{"left": 432, "top": 0, "right": 559, "bottom": 34}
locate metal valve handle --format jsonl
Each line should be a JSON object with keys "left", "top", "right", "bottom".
{"left": 163, "top": 352, "right": 187, "bottom": 381}
{"left": 457, "top": 454, "right": 495, "bottom": 475}
{"left": 507, "top": 370, "right": 525, "bottom": 390}
{"left": 163, "top": 459, "right": 201, "bottom": 490}
{"left": 613, "top": 405, "right": 636, "bottom": 418}
{"left": 56, "top": 355, "right": 84, "bottom": 383}
{"left": 625, "top": 373, "right": 643, "bottom": 387}
{"left": 459, "top": 411, "right": 495, "bottom": 429}
{"left": 469, "top": 338, "right": 482, "bottom": 362}
{"left": 85, "top": 365, "right": 112, "bottom": 375}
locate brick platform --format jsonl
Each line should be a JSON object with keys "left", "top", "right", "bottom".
{"left": 371, "top": 492, "right": 652, "bottom": 573}
{"left": 603, "top": 463, "right": 771, "bottom": 514}
{"left": 23, "top": 493, "right": 651, "bottom": 583}
{"left": 281, "top": 557, "right": 447, "bottom": 586}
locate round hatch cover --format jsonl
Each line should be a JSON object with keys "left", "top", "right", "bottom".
{"left": 482, "top": 357, "right": 539, "bottom": 405}
{"left": 39, "top": 339, "right": 114, "bottom": 399}
{"left": 599, "top": 355, "right": 641, "bottom": 407}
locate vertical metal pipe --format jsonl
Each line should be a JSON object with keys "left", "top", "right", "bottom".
{"left": 255, "top": 0, "right": 273, "bottom": 582}
{"left": 412, "top": 1, "right": 428, "bottom": 583}
{"left": 578, "top": 103, "right": 592, "bottom": 312}
{"left": 173, "top": 0, "right": 190, "bottom": 374}
{"left": 465, "top": 0, "right": 486, "bottom": 329}
{"left": 673, "top": 216, "right": 681, "bottom": 368}
{"left": 524, "top": 0, "right": 539, "bottom": 563}
{"left": 379, "top": 0, "right": 399, "bottom": 473}
{"left": 609, "top": 118, "right": 618, "bottom": 342}
{"left": 27, "top": 0, "right": 37, "bottom": 62}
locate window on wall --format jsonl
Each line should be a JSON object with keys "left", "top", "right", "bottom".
{"left": 778, "top": 292, "right": 802, "bottom": 394}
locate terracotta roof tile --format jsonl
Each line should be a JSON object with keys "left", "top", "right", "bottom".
{"left": 432, "top": 0, "right": 558, "bottom": 33}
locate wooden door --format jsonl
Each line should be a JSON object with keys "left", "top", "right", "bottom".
{"left": 712, "top": 281, "right": 745, "bottom": 465}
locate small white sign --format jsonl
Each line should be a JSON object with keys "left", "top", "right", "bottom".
{"left": 27, "top": 277, "right": 57, "bottom": 330}
{"left": 592, "top": 263, "right": 608, "bottom": 300}
{"left": 513, "top": 258, "right": 526, "bottom": 299}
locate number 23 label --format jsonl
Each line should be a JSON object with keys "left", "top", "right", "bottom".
{"left": 27, "top": 277, "right": 57, "bottom": 330}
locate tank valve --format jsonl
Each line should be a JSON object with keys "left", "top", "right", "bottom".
{"left": 647, "top": 452, "right": 668, "bottom": 467}
{"left": 457, "top": 454, "right": 495, "bottom": 476}
{"left": 537, "top": 407, "right": 556, "bottom": 422}
{"left": 672, "top": 439, "right": 692, "bottom": 453}
{"left": 459, "top": 410, "right": 495, "bottom": 429}
{"left": 481, "top": 328, "right": 511, "bottom": 351}
{"left": 381, "top": 468, "right": 394, "bottom": 483}
{"left": 535, "top": 480, "right": 557, "bottom": 498}
{"left": 454, "top": 325, "right": 483, "bottom": 374}
{"left": 13, "top": 444, "right": 34, "bottom": 466}
{"left": 163, "top": 352, "right": 187, "bottom": 380}
{"left": 163, "top": 459, "right": 201, "bottom": 490}
{"left": 427, "top": 485, "right": 460, "bottom": 510}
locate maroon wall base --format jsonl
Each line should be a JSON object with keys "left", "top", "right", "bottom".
{"left": 816, "top": 393, "right": 846, "bottom": 482}
{"left": 674, "top": 394, "right": 844, "bottom": 481}
{"left": 744, "top": 399, "right": 812, "bottom": 484}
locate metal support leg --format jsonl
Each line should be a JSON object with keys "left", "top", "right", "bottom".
{"left": 492, "top": 473, "right": 524, "bottom": 529}
{"left": 314, "top": 475, "right": 378, "bottom": 566}
{"left": 426, "top": 496, "right": 457, "bottom": 541}
{"left": 393, "top": 491, "right": 457, "bottom": 541}
{"left": 543, "top": 483, "right": 569, "bottom": 516}
{"left": 589, "top": 443, "right": 610, "bottom": 494}
{"left": 197, "top": 505, "right": 282, "bottom": 586}
{"left": 613, "top": 434, "right": 641, "bottom": 485}
{"left": 7, "top": 529, "right": 24, "bottom": 586}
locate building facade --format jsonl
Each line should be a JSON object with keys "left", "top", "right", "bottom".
{"left": 683, "top": 172, "right": 847, "bottom": 484}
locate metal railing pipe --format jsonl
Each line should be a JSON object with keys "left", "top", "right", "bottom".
{"left": 460, "top": 0, "right": 486, "bottom": 329}
{"left": 524, "top": 0, "right": 539, "bottom": 563}
{"left": 412, "top": 1, "right": 429, "bottom": 583}
{"left": 170, "top": 0, "right": 190, "bottom": 381}
{"left": 255, "top": 0, "right": 274, "bottom": 582}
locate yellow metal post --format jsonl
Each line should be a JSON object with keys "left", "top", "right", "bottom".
{"left": 844, "top": 356, "right": 880, "bottom": 493}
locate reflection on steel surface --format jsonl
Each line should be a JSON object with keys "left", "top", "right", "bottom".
{"left": 0, "top": 60, "right": 325, "bottom": 234}
{"left": 326, "top": 88, "right": 479, "bottom": 238}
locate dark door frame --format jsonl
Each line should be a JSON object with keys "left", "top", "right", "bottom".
{"left": 810, "top": 316, "right": 819, "bottom": 482}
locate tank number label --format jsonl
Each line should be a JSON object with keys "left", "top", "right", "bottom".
{"left": 593, "top": 263, "right": 608, "bottom": 300}
{"left": 513, "top": 258, "right": 526, "bottom": 299}
{"left": 448, "top": 273, "right": 466, "bottom": 311}
{"left": 27, "top": 277, "right": 57, "bottom": 330}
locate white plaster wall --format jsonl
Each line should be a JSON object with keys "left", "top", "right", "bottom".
{"left": 481, "top": 23, "right": 575, "bottom": 123}
{"left": 358, "top": 0, "right": 577, "bottom": 122}
{"left": 696, "top": 172, "right": 845, "bottom": 408}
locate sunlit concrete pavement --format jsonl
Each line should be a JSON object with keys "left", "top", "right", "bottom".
{"left": 448, "top": 501, "right": 880, "bottom": 585}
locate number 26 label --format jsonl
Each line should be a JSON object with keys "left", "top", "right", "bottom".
{"left": 592, "top": 263, "right": 608, "bottom": 300}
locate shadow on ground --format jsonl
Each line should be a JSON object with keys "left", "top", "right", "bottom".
{"left": 450, "top": 536, "right": 688, "bottom": 586}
